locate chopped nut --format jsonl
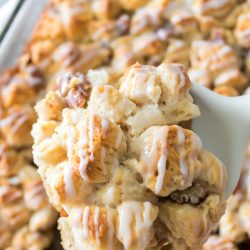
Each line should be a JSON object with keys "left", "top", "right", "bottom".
{"left": 170, "top": 183, "right": 207, "bottom": 204}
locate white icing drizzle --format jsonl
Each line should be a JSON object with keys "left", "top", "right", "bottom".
{"left": 203, "top": 0, "right": 231, "bottom": 11}
{"left": 191, "top": 130, "right": 202, "bottom": 151}
{"left": 51, "top": 2, "right": 87, "bottom": 27}
{"left": 115, "top": 128, "right": 123, "bottom": 149}
{"left": 135, "top": 6, "right": 161, "bottom": 26}
{"left": 117, "top": 201, "right": 154, "bottom": 250}
{"left": 27, "top": 183, "right": 44, "bottom": 197}
{"left": 188, "top": 69, "right": 210, "bottom": 87}
{"left": 188, "top": 132, "right": 202, "bottom": 183}
{"left": 169, "top": 64, "right": 186, "bottom": 90}
{"left": 154, "top": 127, "right": 169, "bottom": 194}
{"left": 94, "top": 207, "right": 101, "bottom": 246}
{"left": 176, "top": 126, "right": 188, "bottom": 179}
{"left": 118, "top": 202, "right": 133, "bottom": 249}
{"left": 107, "top": 209, "right": 115, "bottom": 250}
{"left": 64, "top": 165, "right": 76, "bottom": 197}
{"left": 82, "top": 207, "right": 90, "bottom": 238}
{"left": 73, "top": 208, "right": 81, "bottom": 225}
{"left": 155, "top": 154, "right": 167, "bottom": 194}
{"left": 198, "top": 43, "right": 237, "bottom": 72}
{"left": 64, "top": 128, "right": 76, "bottom": 197}
{"left": 53, "top": 42, "right": 79, "bottom": 68}
{"left": 72, "top": 48, "right": 97, "bottom": 71}
{"left": 62, "top": 205, "right": 70, "bottom": 215}
{"left": 170, "top": 11, "right": 194, "bottom": 25}
{"left": 11, "top": 114, "right": 29, "bottom": 133}
{"left": 88, "top": 114, "right": 95, "bottom": 161}
{"left": 215, "top": 69, "right": 240, "bottom": 85}
{"left": 101, "top": 116, "right": 109, "bottom": 139}
{"left": 0, "top": 112, "right": 21, "bottom": 128}
{"left": 127, "top": 67, "right": 160, "bottom": 104}
{"left": 78, "top": 114, "right": 96, "bottom": 181}
{"left": 65, "top": 128, "right": 76, "bottom": 196}
{"left": 141, "top": 127, "right": 169, "bottom": 194}
{"left": 216, "top": 45, "right": 233, "bottom": 59}
{"left": 79, "top": 155, "right": 89, "bottom": 181}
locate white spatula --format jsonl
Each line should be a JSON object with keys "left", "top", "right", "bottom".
{"left": 191, "top": 83, "right": 250, "bottom": 197}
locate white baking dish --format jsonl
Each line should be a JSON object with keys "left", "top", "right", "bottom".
{"left": 0, "top": 0, "right": 48, "bottom": 73}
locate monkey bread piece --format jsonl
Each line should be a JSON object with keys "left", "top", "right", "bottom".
{"left": 50, "top": 42, "right": 111, "bottom": 75}
{"left": 32, "top": 64, "right": 227, "bottom": 250}
{"left": 136, "top": 125, "right": 202, "bottom": 196}
{"left": 119, "top": 63, "right": 200, "bottom": 135}
{"left": 59, "top": 206, "right": 121, "bottom": 250}
{"left": 192, "top": 0, "right": 236, "bottom": 18}
{"left": 169, "top": 11, "right": 200, "bottom": 41}
{"left": 88, "top": 85, "right": 136, "bottom": 125}
{"left": 110, "top": 36, "right": 139, "bottom": 75}
{"left": 88, "top": 15, "right": 130, "bottom": 43}
{"left": 234, "top": 11, "right": 250, "bottom": 49}
{"left": 0, "top": 105, "right": 36, "bottom": 147}
{"left": 213, "top": 85, "right": 239, "bottom": 97}
{"left": 190, "top": 40, "right": 239, "bottom": 80}
{"left": 132, "top": 31, "right": 168, "bottom": 64}
{"left": 0, "top": 164, "right": 57, "bottom": 250}
{"left": 0, "top": 63, "right": 44, "bottom": 148}
{"left": 33, "top": 107, "right": 127, "bottom": 211}
{"left": 189, "top": 40, "right": 246, "bottom": 90}
{"left": 134, "top": 126, "right": 227, "bottom": 197}
{"left": 94, "top": 166, "right": 157, "bottom": 207}
{"left": 156, "top": 63, "right": 200, "bottom": 124}
{"left": 163, "top": 39, "right": 190, "bottom": 68}
{"left": 34, "top": 0, "right": 93, "bottom": 42}
{"left": 188, "top": 68, "right": 213, "bottom": 89}
{"left": 0, "top": 64, "right": 44, "bottom": 108}
{"left": 59, "top": 201, "right": 158, "bottom": 250}
{"left": 130, "top": 0, "right": 168, "bottom": 35}
{"left": 198, "top": 16, "right": 222, "bottom": 35}
{"left": 214, "top": 69, "right": 248, "bottom": 91}
{"left": 119, "top": 64, "right": 161, "bottom": 105}
{"left": 27, "top": 0, "right": 94, "bottom": 66}
{"left": 160, "top": 195, "right": 226, "bottom": 250}
{"left": 91, "top": 0, "right": 122, "bottom": 20}
{"left": 0, "top": 142, "right": 30, "bottom": 178}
